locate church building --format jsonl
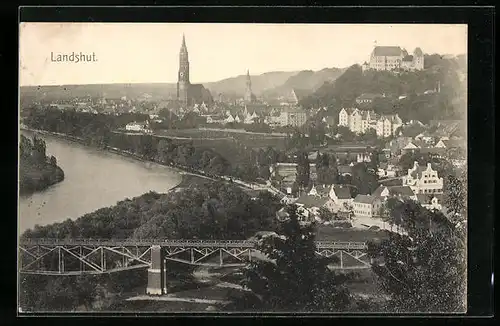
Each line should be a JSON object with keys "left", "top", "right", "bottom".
{"left": 176, "top": 35, "right": 213, "bottom": 108}
{"left": 244, "top": 70, "right": 257, "bottom": 103}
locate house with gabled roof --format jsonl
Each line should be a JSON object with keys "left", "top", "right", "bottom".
{"left": 353, "top": 194, "right": 382, "bottom": 218}
{"left": 329, "top": 185, "right": 355, "bottom": 212}
{"left": 402, "top": 161, "right": 444, "bottom": 195}
{"left": 372, "top": 185, "right": 417, "bottom": 202}
{"left": 339, "top": 107, "right": 402, "bottom": 137}
{"left": 416, "top": 194, "right": 443, "bottom": 211}
{"left": 295, "top": 194, "right": 336, "bottom": 221}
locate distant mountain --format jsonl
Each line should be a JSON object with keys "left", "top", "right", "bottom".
{"left": 20, "top": 83, "right": 178, "bottom": 102}
{"left": 261, "top": 67, "right": 347, "bottom": 100}
{"left": 20, "top": 67, "right": 347, "bottom": 103}
{"left": 203, "top": 71, "right": 300, "bottom": 98}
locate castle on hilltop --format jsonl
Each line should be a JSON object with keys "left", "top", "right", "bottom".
{"left": 362, "top": 46, "right": 424, "bottom": 72}
{"left": 176, "top": 34, "right": 213, "bottom": 108}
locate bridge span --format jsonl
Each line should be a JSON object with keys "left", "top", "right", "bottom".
{"left": 18, "top": 238, "right": 370, "bottom": 295}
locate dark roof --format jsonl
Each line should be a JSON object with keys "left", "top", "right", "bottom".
{"left": 341, "top": 108, "right": 357, "bottom": 115}
{"left": 410, "top": 163, "right": 437, "bottom": 179}
{"left": 416, "top": 193, "right": 443, "bottom": 205}
{"left": 296, "top": 195, "right": 329, "bottom": 208}
{"left": 373, "top": 46, "right": 403, "bottom": 57}
{"left": 388, "top": 186, "right": 415, "bottom": 197}
{"left": 354, "top": 194, "right": 378, "bottom": 204}
{"left": 420, "top": 147, "right": 446, "bottom": 155}
{"left": 338, "top": 165, "right": 353, "bottom": 174}
{"left": 371, "top": 185, "right": 386, "bottom": 198}
{"left": 332, "top": 185, "right": 353, "bottom": 199}
{"left": 402, "top": 55, "right": 414, "bottom": 62}
{"left": 439, "top": 139, "right": 464, "bottom": 149}
{"left": 188, "top": 84, "right": 213, "bottom": 104}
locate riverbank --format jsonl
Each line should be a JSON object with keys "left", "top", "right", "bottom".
{"left": 21, "top": 127, "right": 197, "bottom": 192}
{"left": 19, "top": 133, "right": 66, "bottom": 196}
{"left": 20, "top": 127, "right": 268, "bottom": 195}
{"left": 19, "top": 160, "right": 65, "bottom": 196}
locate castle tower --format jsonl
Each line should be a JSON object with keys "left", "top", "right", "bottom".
{"left": 244, "top": 69, "right": 254, "bottom": 103}
{"left": 177, "top": 34, "right": 190, "bottom": 107}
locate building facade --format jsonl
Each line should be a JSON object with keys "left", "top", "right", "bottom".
{"left": 278, "top": 108, "right": 307, "bottom": 127}
{"left": 362, "top": 46, "right": 425, "bottom": 72}
{"left": 353, "top": 194, "right": 382, "bottom": 218}
{"left": 176, "top": 35, "right": 213, "bottom": 108}
{"left": 244, "top": 70, "right": 256, "bottom": 103}
{"left": 402, "top": 161, "right": 444, "bottom": 194}
{"left": 338, "top": 108, "right": 402, "bottom": 137}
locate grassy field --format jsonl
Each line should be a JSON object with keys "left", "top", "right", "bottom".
{"left": 155, "top": 128, "right": 287, "bottom": 151}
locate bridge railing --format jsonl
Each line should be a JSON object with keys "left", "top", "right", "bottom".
{"left": 19, "top": 238, "right": 368, "bottom": 249}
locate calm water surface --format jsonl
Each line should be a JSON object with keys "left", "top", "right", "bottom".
{"left": 19, "top": 131, "right": 182, "bottom": 233}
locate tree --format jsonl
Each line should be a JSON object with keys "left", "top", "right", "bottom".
{"left": 296, "top": 151, "right": 310, "bottom": 189}
{"left": 49, "top": 155, "right": 57, "bottom": 166}
{"left": 240, "top": 205, "right": 351, "bottom": 311}
{"left": 318, "top": 206, "right": 335, "bottom": 223}
{"left": 351, "top": 163, "right": 379, "bottom": 195}
{"left": 368, "top": 199, "right": 466, "bottom": 312}
{"left": 443, "top": 170, "right": 467, "bottom": 229}
{"left": 342, "top": 202, "right": 355, "bottom": 222}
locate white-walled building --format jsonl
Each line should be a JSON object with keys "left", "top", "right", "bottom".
{"left": 125, "top": 121, "right": 151, "bottom": 133}
{"left": 353, "top": 194, "right": 382, "bottom": 218}
{"left": 402, "top": 161, "right": 444, "bottom": 195}
{"left": 362, "top": 46, "right": 425, "bottom": 72}
{"left": 329, "top": 185, "right": 355, "bottom": 212}
{"left": 416, "top": 194, "right": 443, "bottom": 211}
{"left": 338, "top": 108, "right": 402, "bottom": 137}
{"left": 278, "top": 107, "right": 307, "bottom": 127}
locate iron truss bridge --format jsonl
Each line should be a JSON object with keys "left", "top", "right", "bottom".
{"left": 18, "top": 239, "right": 370, "bottom": 276}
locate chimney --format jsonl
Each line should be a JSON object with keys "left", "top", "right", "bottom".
{"left": 427, "top": 163, "right": 432, "bottom": 169}
{"left": 413, "top": 161, "right": 419, "bottom": 169}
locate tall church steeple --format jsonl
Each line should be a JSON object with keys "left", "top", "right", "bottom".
{"left": 177, "top": 34, "right": 190, "bottom": 106}
{"left": 244, "top": 69, "right": 254, "bottom": 103}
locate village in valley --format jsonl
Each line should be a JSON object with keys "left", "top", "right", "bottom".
{"left": 19, "top": 24, "right": 468, "bottom": 313}
{"left": 22, "top": 38, "right": 467, "bottom": 230}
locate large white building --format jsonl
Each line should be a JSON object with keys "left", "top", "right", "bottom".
{"left": 338, "top": 108, "right": 402, "bottom": 138}
{"left": 362, "top": 46, "right": 425, "bottom": 72}
{"left": 277, "top": 107, "right": 307, "bottom": 127}
{"left": 402, "top": 161, "right": 444, "bottom": 195}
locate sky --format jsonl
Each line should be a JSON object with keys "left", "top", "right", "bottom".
{"left": 19, "top": 23, "right": 467, "bottom": 86}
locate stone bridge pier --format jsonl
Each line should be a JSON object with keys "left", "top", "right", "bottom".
{"left": 146, "top": 245, "right": 167, "bottom": 295}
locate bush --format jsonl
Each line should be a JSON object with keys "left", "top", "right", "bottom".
{"left": 333, "top": 221, "right": 353, "bottom": 228}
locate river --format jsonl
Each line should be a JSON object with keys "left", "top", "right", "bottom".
{"left": 18, "top": 130, "right": 182, "bottom": 233}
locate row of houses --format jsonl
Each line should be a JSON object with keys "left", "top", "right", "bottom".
{"left": 338, "top": 108, "right": 403, "bottom": 138}
{"left": 279, "top": 160, "right": 444, "bottom": 222}
{"left": 204, "top": 105, "right": 308, "bottom": 127}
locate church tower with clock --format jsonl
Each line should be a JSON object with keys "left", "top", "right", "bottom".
{"left": 177, "top": 34, "right": 190, "bottom": 107}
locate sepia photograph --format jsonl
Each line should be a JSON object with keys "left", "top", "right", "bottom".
{"left": 18, "top": 22, "right": 468, "bottom": 314}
